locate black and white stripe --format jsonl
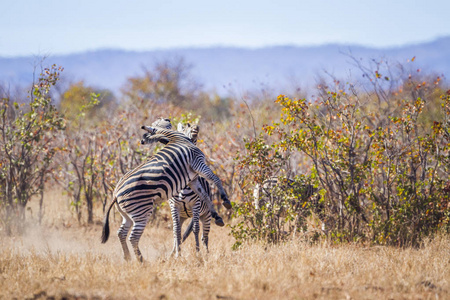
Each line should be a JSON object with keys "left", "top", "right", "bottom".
{"left": 171, "top": 176, "right": 214, "bottom": 254}
{"left": 145, "top": 120, "right": 221, "bottom": 255}
{"left": 167, "top": 123, "right": 222, "bottom": 256}
{"left": 101, "top": 124, "right": 231, "bottom": 262}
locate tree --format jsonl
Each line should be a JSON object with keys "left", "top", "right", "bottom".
{"left": 0, "top": 65, "right": 65, "bottom": 234}
{"left": 59, "top": 81, "right": 116, "bottom": 128}
{"left": 121, "top": 58, "right": 200, "bottom": 110}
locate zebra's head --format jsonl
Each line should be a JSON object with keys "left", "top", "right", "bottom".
{"left": 151, "top": 117, "right": 172, "bottom": 130}
{"left": 140, "top": 118, "right": 173, "bottom": 145}
{"left": 177, "top": 123, "right": 199, "bottom": 144}
{"left": 140, "top": 119, "right": 200, "bottom": 146}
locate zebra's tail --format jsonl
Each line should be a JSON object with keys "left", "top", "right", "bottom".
{"left": 105, "top": 181, "right": 116, "bottom": 192}
{"left": 182, "top": 219, "right": 194, "bottom": 242}
{"left": 101, "top": 197, "right": 117, "bottom": 244}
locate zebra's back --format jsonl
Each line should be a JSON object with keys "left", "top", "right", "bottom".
{"left": 115, "top": 143, "right": 197, "bottom": 205}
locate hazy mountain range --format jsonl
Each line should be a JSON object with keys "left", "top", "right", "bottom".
{"left": 1, "top": 37, "right": 449, "bottom": 97}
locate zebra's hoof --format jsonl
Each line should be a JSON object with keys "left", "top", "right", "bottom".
{"left": 223, "top": 200, "right": 232, "bottom": 209}
{"left": 215, "top": 217, "right": 225, "bottom": 227}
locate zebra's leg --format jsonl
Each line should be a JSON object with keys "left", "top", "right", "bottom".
{"left": 201, "top": 212, "right": 212, "bottom": 252}
{"left": 171, "top": 218, "right": 186, "bottom": 257}
{"left": 116, "top": 204, "right": 132, "bottom": 261}
{"left": 188, "top": 177, "right": 225, "bottom": 227}
{"left": 128, "top": 207, "right": 153, "bottom": 262}
{"left": 192, "top": 199, "right": 201, "bottom": 252}
{"left": 182, "top": 218, "right": 194, "bottom": 243}
{"left": 200, "top": 183, "right": 223, "bottom": 226}
{"left": 193, "top": 186, "right": 223, "bottom": 227}
{"left": 170, "top": 202, "right": 183, "bottom": 258}
{"left": 210, "top": 209, "right": 224, "bottom": 227}
{"left": 190, "top": 164, "right": 232, "bottom": 209}
{"left": 129, "top": 220, "right": 148, "bottom": 263}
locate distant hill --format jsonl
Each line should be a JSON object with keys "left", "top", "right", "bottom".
{"left": 1, "top": 37, "right": 449, "bottom": 97}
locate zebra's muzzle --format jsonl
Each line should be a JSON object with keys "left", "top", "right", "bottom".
{"left": 141, "top": 125, "right": 155, "bottom": 132}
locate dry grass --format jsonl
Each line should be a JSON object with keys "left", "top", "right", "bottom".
{"left": 1, "top": 190, "right": 449, "bottom": 299}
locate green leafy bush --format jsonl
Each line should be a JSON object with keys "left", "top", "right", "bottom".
{"left": 0, "top": 65, "right": 65, "bottom": 234}
{"left": 233, "top": 70, "right": 449, "bottom": 247}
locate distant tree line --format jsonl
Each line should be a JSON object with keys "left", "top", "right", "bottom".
{"left": 0, "top": 56, "right": 448, "bottom": 247}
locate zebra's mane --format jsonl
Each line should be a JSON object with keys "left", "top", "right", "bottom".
{"left": 141, "top": 126, "right": 193, "bottom": 146}
{"left": 141, "top": 118, "right": 200, "bottom": 146}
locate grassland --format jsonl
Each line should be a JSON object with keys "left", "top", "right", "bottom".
{"left": 1, "top": 191, "right": 449, "bottom": 300}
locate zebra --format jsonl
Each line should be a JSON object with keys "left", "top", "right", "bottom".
{"left": 143, "top": 122, "right": 231, "bottom": 227}
{"left": 167, "top": 123, "right": 218, "bottom": 256}
{"left": 171, "top": 175, "right": 215, "bottom": 254}
{"left": 101, "top": 123, "right": 231, "bottom": 262}
{"left": 147, "top": 119, "right": 224, "bottom": 255}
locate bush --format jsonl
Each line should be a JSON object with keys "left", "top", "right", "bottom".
{"left": 0, "top": 65, "right": 65, "bottom": 234}
{"left": 231, "top": 135, "right": 323, "bottom": 248}
{"left": 233, "top": 68, "right": 449, "bottom": 247}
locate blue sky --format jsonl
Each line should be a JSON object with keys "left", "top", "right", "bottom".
{"left": 1, "top": 0, "right": 449, "bottom": 57}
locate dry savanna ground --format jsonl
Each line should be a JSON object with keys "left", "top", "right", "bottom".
{"left": 1, "top": 190, "right": 449, "bottom": 300}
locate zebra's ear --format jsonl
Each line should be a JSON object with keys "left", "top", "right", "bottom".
{"left": 177, "top": 123, "right": 185, "bottom": 132}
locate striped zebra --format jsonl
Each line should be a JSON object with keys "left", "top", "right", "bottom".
{"left": 171, "top": 176, "right": 215, "bottom": 254}
{"left": 145, "top": 119, "right": 223, "bottom": 255}
{"left": 167, "top": 123, "right": 219, "bottom": 256}
{"left": 101, "top": 123, "right": 231, "bottom": 262}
